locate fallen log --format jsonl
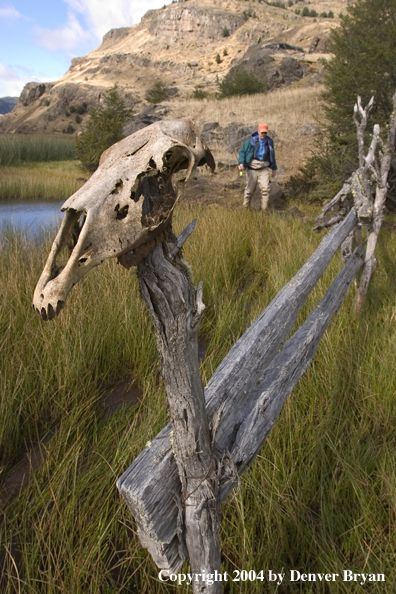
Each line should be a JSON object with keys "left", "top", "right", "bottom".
{"left": 117, "top": 209, "right": 358, "bottom": 573}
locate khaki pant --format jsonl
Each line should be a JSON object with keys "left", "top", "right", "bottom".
{"left": 243, "top": 165, "right": 270, "bottom": 211}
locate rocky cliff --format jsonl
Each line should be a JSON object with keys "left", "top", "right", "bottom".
{"left": 0, "top": 0, "right": 347, "bottom": 134}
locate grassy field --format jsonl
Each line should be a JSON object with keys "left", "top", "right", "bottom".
{"left": 1, "top": 203, "right": 396, "bottom": 593}
{"left": 0, "top": 135, "right": 76, "bottom": 166}
{"left": 0, "top": 135, "right": 86, "bottom": 201}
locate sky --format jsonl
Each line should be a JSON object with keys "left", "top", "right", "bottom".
{"left": 0, "top": 0, "right": 172, "bottom": 97}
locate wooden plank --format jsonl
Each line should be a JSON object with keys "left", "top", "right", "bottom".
{"left": 117, "top": 209, "right": 358, "bottom": 572}
{"left": 229, "top": 244, "right": 365, "bottom": 479}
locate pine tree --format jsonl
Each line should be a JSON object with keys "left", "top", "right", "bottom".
{"left": 76, "top": 85, "right": 132, "bottom": 171}
{"left": 301, "top": 0, "right": 396, "bottom": 197}
{"left": 325, "top": 0, "right": 396, "bottom": 141}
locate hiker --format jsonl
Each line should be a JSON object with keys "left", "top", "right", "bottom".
{"left": 238, "top": 123, "right": 277, "bottom": 211}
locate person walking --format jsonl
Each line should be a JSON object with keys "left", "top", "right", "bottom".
{"left": 238, "top": 123, "right": 277, "bottom": 211}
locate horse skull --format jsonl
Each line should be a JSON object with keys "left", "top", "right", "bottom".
{"left": 33, "top": 119, "right": 214, "bottom": 320}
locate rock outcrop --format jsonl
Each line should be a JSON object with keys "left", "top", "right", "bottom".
{"left": 0, "top": 0, "right": 347, "bottom": 134}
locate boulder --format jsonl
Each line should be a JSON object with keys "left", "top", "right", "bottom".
{"left": 122, "top": 104, "right": 169, "bottom": 136}
{"left": 279, "top": 57, "right": 305, "bottom": 84}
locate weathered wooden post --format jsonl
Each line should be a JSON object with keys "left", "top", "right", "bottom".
{"left": 314, "top": 91, "right": 396, "bottom": 314}
{"left": 136, "top": 222, "right": 223, "bottom": 593}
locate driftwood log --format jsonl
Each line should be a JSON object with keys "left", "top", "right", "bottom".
{"left": 117, "top": 209, "right": 362, "bottom": 575}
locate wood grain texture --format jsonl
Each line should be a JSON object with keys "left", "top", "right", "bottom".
{"left": 117, "top": 209, "right": 358, "bottom": 573}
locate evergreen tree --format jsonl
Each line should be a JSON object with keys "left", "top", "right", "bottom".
{"left": 325, "top": 0, "right": 396, "bottom": 140}
{"left": 76, "top": 85, "right": 132, "bottom": 171}
{"left": 301, "top": 0, "right": 396, "bottom": 197}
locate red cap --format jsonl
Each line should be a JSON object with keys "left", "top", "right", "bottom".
{"left": 258, "top": 123, "right": 268, "bottom": 132}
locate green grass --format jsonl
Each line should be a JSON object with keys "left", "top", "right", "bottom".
{"left": 0, "top": 135, "right": 75, "bottom": 166}
{"left": 0, "top": 161, "right": 87, "bottom": 201}
{"left": 1, "top": 204, "right": 396, "bottom": 592}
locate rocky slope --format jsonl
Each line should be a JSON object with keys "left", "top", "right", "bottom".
{"left": 0, "top": 0, "right": 347, "bottom": 135}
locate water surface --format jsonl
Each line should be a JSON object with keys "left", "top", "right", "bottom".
{"left": 0, "top": 200, "right": 64, "bottom": 237}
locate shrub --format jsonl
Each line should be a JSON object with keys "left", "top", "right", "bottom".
{"left": 145, "top": 81, "right": 168, "bottom": 104}
{"left": 69, "top": 105, "right": 76, "bottom": 113}
{"left": 217, "top": 67, "right": 267, "bottom": 98}
{"left": 223, "top": 48, "right": 228, "bottom": 56}
{"left": 328, "top": 10, "right": 334, "bottom": 17}
{"left": 215, "top": 53, "right": 222, "bottom": 64}
{"left": 302, "top": 6, "right": 310, "bottom": 16}
{"left": 192, "top": 86, "right": 209, "bottom": 100}
{"left": 75, "top": 85, "right": 132, "bottom": 171}
{"left": 243, "top": 8, "right": 257, "bottom": 20}
{"left": 64, "top": 124, "right": 75, "bottom": 134}
{"left": 297, "top": 0, "right": 396, "bottom": 199}
{"left": 221, "top": 26, "right": 230, "bottom": 37}
{"left": 75, "top": 115, "right": 82, "bottom": 124}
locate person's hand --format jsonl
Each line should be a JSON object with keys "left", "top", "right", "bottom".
{"left": 271, "top": 169, "right": 277, "bottom": 179}
{"left": 238, "top": 164, "right": 244, "bottom": 171}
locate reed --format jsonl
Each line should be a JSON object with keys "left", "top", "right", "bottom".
{"left": 1, "top": 203, "right": 395, "bottom": 593}
{"left": 0, "top": 134, "right": 75, "bottom": 166}
{"left": 0, "top": 161, "right": 87, "bottom": 200}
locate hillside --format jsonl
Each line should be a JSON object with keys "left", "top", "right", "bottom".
{"left": 0, "top": 0, "right": 347, "bottom": 137}
{"left": 0, "top": 97, "right": 18, "bottom": 115}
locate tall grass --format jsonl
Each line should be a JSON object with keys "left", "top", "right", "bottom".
{"left": 1, "top": 204, "right": 396, "bottom": 592}
{"left": 0, "top": 161, "right": 87, "bottom": 201}
{"left": 0, "top": 135, "right": 75, "bottom": 166}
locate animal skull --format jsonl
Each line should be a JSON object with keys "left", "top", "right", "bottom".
{"left": 33, "top": 118, "right": 214, "bottom": 320}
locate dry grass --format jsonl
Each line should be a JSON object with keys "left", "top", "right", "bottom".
{"left": 0, "top": 161, "right": 87, "bottom": 200}
{"left": 168, "top": 85, "right": 325, "bottom": 180}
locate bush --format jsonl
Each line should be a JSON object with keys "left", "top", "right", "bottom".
{"left": 75, "top": 115, "right": 82, "bottom": 124}
{"left": 243, "top": 8, "right": 257, "bottom": 20}
{"left": 223, "top": 48, "right": 228, "bottom": 56}
{"left": 215, "top": 53, "right": 222, "bottom": 64}
{"left": 221, "top": 26, "right": 230, "bottom": 37}
{"left": 75, "top": 85, "right": 132, "bottom": 171}
{"left": 296, "top": 0, "right": 396, "bottom": 199}
{"left": 192, "top": 86, "right": 209, "bottom": 100}
{"left": 217, "top": 68, "right": 267, "bottom": 98}
{"left": 145, "top": 81, "right": 168, "bottom": 104}
{"left": 64, "top": 124, "right": 75, "bottom": 134}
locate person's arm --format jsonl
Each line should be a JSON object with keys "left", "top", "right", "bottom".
{"left": 238, "top": 142, "right": 247, "bottom": 170}
{"left": 270, "top": 140, "right": 277, "bottom": 177}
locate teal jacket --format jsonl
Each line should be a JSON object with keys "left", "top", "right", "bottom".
{"left": 238, "top": 132, "right": 277, "bottom": 170}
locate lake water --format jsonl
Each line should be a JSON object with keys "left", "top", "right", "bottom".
{"left": 0, "top": 200, "right": 64, "bottom": 237}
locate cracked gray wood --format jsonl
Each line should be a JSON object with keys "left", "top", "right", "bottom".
{"left": 136, "top": 233, "right": 222, "bottom": 593}
{"left": 117, "top": 209, "right": 358, "bottom": 573}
